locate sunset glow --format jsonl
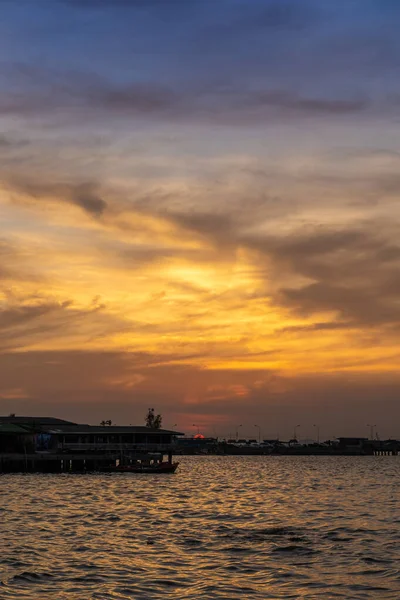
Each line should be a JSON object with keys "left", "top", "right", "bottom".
{"left": 1, "top": 0, "right": 400, "bottom": 437}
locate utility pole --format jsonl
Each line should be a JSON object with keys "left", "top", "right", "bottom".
{"left": 254, "top": 424, "right": 261, "bottom": 443}
{"left": 235, "top": 424, "right": 242, "bottom": 440}
{"left": 313, "top": 424, "right": 320, "bottom": 444}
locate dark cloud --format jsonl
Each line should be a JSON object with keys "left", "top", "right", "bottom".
{"left": 167, "top": 212, "right": 235, "bottom": 245}
{"left": 0, "top": 136, "right": 29, "bottom": 156}
{"left": 0, "top": 64, "right": 369, "bottom": 125}
{"left": 62, "top": 0, "right": 318, "bottom": 31}
{"left": 0, "top": 67, "right": 182, "bottom": 120}
{"left": 0, "top": 301, "right": 71, "bottom": 331}
{"left": 73, "top": 183, "right": 107, "bottom": 216}
{"left": 4, "top": 177, "right": 107, "bottom": 216}
{"left": 1, "top": 0, "right": 398, "bottom": 136}
{"left": 277, "top": 322, "right": 353, "bottom": 333}
{"left": 85, "top": 82, "right": 180, "bottom": 115}
{"left": 243, "top": 90, "right": 367, "bottom": 115}
{"left": 0, "top": 136, "right": 12, "bottom": 147}
{"left": 279, "top": 281, "right": 399, "bottom": 325}
{"left": 259, "top": 228, "right": 400, "bottom": 327}
{"left": 0, "top": 295, "right": 122, "bottom": 353}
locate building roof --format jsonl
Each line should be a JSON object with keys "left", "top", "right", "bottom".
{"left": 0, "top": 423, "right": 32, "bottom": 434}
{"left": 0, "top": 416, "right": 77, "bottom": 426}
{"left": 44, "top": 425, "right": 183, "bottom": 435}
{"left": 0, "top": 416, "right": 183, "bottom": 436}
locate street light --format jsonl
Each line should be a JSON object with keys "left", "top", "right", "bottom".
{"left": 254, "top": 424, "right": 261, "bottom": 443}
{"left": 366, "top": 424, "right": 376, "bottom": 440}
{"left": 313, "top": 424, "right": 320, "bottom": 444}
{"left": 236, "top": 424, "right": 242, "bottom": 440}
{"left": 293, "top": 424, "right": 300, "bottom": 441}
{"left": 192, "top": 424, "right": 200, "bottom": 435}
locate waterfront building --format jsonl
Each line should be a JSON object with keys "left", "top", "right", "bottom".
{"left": 0, "top": 415, "right": 183, "bottom": 472}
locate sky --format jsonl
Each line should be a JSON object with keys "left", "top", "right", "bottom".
{"left": 1, "top": 0, "right": 400, "bottom": 439}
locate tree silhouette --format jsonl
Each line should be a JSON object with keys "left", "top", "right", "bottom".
{"left": 145, "top": 408, "right": 162, "bottom": 429}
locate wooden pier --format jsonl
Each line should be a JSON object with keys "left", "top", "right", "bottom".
{"left": 0, "top": 450, "right": 175, "bottom": 473}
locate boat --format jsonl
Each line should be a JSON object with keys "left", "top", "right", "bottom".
{"left": 101, "top": 461, "right": 179, "bottom": 474}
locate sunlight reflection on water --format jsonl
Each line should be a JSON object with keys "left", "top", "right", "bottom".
{"left": 1, "top": 456, "right": 399, "bottom": 599}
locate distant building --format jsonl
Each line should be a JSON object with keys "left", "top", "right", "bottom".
{"left": 176, "top": 436, "right": 217, "bottom": 453}
{"left": 336, "top": 437, "right": 369, "bottom": 449}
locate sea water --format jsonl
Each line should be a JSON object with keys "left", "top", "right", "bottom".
{"left": 1, "top": 456, "right": 399, "bottom": 599}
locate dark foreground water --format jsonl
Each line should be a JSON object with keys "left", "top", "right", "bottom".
{"left": 1, "top": 456, "right": 399, "bottom": 599}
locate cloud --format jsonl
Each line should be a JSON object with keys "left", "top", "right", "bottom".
{"left": 0, "top": 292, "right": 125, "bottom": 353}
{"left": 72, "top": 183, "right": 107, "bottom": 216}
{"left": 0, "top": 349, "right": 400, "bottom": 437}
{"left": 4, "top": 157, "right": 399, "bottom": 333}
{"left": 62, "top": 0, "right": 186, "bottom": 8}
{"left": 0, "top": 64, "right": 370, "bottom": 126}
{"left": 0, "top": 136, "right": 12, "bottom": 148}
{"left": 279, "top": 280, "right": 400, "bottom": 327}
{"left": 166, "top": 212, "right": 235, "bottom": 245}
{"left": 0, "top": 301, "right": 71, "bottom": 331}
{"left": 257, "top": 227, "right": 400, "bottom": 327}
{"left": 238, "top": 90, "right": 368, "bottom": 115}
{"left": 4, "top": 177, "right": 107, "bottom": 216}
{"left": 62, "top": 0, "right": 318, "bottom": 29}
{"left": 0, "top": 239, "right": 45, "bottom": 283}
{"left": 277, "top": 322, "right": 353, "bottom": 333}
{"left": 158, "top": 206, "right": 400, "bottom": 329}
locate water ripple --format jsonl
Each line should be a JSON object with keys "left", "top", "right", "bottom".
{"left": 1, "top": 456, "right": 400, "bottom": 598}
